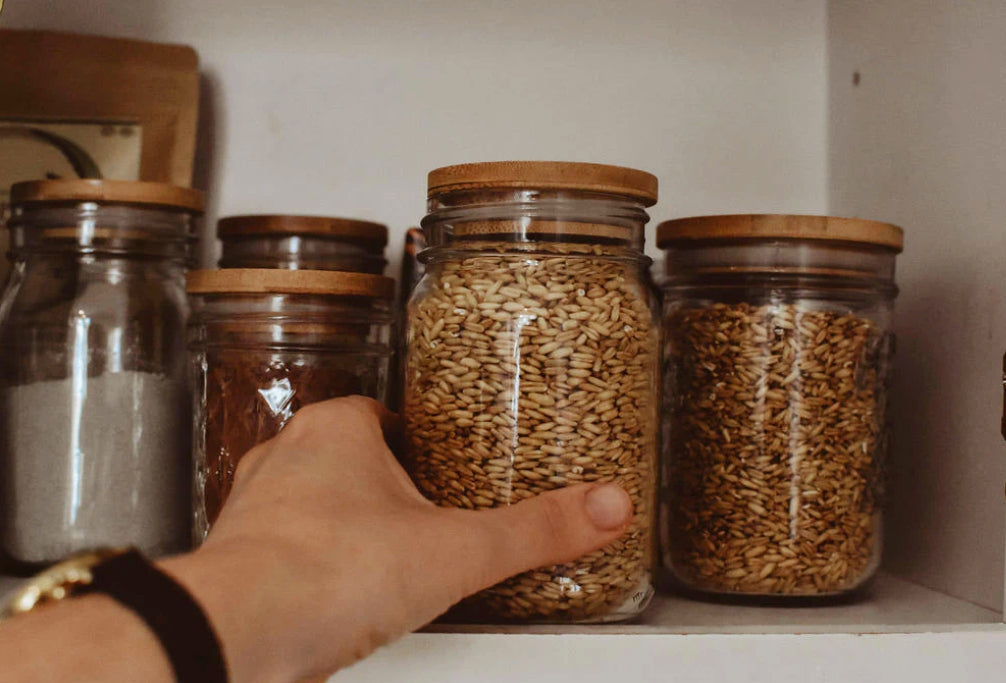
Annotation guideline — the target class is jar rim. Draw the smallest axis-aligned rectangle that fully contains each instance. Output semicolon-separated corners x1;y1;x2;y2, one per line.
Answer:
656;214;903;252
217;215;387;245
186;268;395;299
427;161;658;206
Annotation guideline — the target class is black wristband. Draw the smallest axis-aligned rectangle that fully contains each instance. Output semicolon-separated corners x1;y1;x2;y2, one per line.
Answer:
83;549;228;683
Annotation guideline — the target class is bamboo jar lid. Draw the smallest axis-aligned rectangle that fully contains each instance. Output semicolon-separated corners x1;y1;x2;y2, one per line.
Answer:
657;214;904;252
217;215;388;246
187;269;395;299
10;179;205;213
427;161;658;206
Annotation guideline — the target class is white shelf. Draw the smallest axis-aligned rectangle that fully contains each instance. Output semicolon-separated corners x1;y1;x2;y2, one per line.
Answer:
424;573;1001;636
343;629;1006;683
10;570;998;681
339;574;1005;683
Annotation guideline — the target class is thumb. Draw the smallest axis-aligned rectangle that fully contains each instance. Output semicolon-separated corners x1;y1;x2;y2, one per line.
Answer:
465;483;634;592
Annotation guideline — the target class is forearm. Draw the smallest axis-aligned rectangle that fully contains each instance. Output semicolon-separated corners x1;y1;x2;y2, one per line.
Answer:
0;593;174;683
0;546;290;683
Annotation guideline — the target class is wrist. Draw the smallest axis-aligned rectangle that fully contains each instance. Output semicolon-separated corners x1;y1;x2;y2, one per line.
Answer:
159;544;300;683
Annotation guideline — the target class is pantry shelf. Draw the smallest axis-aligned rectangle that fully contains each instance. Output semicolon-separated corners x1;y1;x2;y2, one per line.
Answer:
423;572;1000;635
336;573;1004;683
4;573;1004;682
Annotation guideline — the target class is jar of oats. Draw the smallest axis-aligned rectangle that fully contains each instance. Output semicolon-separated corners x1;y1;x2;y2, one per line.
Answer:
657;214;903;598
217;215;387;273
403;161;660;623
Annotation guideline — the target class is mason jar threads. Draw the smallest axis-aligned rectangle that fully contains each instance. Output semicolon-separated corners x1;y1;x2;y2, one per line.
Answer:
0;179;204;571
658;214;903;598
188;268;395;540
403;161;661;623
217;214;388;273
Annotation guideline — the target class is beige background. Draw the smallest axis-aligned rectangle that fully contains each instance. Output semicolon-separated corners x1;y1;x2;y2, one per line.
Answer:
829;0;1006;611
2;0;829;270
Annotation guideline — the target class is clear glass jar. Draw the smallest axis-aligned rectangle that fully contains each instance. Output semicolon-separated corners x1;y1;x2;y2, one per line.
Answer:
403;161;661;623
0;179;204;572
217;214;387;273
188;269;395;541
658;214;903;598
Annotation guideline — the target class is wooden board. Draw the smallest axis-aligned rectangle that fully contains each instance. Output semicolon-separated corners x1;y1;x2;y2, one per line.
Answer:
0;29;199;186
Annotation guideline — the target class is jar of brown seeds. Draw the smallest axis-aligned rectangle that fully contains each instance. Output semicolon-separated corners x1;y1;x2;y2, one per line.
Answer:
403;161;660;623
657;214;903;598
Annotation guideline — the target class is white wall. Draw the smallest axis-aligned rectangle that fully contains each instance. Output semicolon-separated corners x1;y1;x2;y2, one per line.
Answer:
3;0;828;270
828;0;1006;610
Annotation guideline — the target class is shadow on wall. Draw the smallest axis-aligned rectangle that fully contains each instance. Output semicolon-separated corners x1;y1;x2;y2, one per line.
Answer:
883;273;956;583
193;70;225;269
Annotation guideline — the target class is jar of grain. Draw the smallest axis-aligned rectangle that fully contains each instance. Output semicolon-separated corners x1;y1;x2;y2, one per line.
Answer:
657;214;903;598
0;179;204;572
217;214;387;273
403;161;660;623
187;269;395;541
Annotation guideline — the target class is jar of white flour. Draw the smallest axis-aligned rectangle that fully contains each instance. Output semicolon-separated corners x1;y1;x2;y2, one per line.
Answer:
0;179;204;572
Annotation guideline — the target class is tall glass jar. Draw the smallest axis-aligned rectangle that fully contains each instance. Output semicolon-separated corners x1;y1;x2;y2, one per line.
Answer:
188;269;395;541
217;214;387;273
403;161;661;623
658;214;903;598
0;179;203;572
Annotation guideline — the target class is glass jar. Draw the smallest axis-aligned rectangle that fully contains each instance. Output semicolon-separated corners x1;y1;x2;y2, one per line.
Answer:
0;179;204;572
217;214;387;273
188;268;395;541
403;161;661;623
658;214;903;598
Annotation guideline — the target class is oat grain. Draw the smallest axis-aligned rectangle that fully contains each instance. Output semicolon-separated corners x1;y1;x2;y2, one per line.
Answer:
663;302;887;596
405;243;659;621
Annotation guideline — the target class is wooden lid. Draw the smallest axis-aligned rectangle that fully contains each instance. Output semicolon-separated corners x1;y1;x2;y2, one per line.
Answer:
10;179;205;213
217;215;388;245
187;269;395;298
427;161;658;206
656;214;903;252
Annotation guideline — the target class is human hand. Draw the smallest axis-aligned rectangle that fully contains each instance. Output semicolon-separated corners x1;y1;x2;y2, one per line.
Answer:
162;396;634;683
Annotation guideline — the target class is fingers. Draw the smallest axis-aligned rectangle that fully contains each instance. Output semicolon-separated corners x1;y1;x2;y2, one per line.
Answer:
283;396;401;447
456;483;634;593
341;396;402;445
230;396;403;498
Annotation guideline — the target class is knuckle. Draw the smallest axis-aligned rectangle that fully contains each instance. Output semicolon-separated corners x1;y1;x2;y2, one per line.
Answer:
279;396;381;445
342;394;379;412
232;443;266;487
281;401;332;441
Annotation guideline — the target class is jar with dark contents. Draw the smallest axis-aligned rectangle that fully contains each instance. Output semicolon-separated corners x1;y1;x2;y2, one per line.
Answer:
187;269;394;540
658;214;902;599
217;214;388;273
403;161;661;623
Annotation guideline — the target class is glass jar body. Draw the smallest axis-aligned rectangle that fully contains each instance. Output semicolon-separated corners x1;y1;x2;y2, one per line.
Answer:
403;190;660;623
0;203;195;571
218;234;386;273
189;292;393;541
659;240;897;598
